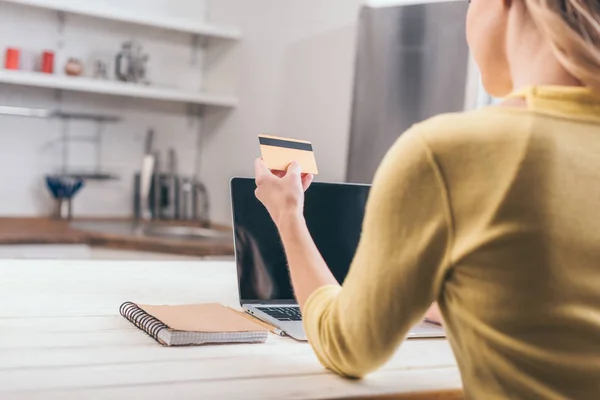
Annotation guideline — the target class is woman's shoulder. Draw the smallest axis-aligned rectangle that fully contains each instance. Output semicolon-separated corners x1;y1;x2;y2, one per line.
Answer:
412;107;532;145
403;108;535;161
395;108;537;186
377;108;535;181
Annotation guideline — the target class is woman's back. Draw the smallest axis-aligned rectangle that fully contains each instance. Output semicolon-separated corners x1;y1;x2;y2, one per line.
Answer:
252;1;600;398
421;86;600;398
301;86;600;399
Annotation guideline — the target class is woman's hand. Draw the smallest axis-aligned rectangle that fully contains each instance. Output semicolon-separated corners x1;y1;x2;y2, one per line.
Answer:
425;303;444;326
254;158;314;227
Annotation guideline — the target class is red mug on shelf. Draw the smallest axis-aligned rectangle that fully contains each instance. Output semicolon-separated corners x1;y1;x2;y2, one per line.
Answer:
5;48;20;70
41;50;54;74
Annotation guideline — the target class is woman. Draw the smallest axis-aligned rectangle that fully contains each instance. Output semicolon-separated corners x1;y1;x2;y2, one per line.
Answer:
254;0;600;398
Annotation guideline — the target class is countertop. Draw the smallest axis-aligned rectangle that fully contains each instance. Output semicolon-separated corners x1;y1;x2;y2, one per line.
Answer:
0;260;462;399
0;218;234;257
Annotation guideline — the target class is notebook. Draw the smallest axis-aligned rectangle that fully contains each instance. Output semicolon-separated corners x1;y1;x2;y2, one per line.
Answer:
120;302;269;346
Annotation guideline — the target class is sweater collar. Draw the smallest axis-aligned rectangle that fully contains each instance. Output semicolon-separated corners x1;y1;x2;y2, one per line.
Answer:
508;86;600;123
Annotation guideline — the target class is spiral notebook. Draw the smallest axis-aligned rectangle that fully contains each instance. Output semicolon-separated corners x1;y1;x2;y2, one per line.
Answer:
120;302;269;346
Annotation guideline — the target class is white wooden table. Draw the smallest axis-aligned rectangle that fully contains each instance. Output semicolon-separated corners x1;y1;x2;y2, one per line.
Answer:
0;260;462;399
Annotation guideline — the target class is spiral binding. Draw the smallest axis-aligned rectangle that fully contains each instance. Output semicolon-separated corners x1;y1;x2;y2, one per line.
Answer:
119;302;170;344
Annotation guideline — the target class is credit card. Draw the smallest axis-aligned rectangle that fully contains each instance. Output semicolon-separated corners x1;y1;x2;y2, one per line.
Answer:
258;134;319;175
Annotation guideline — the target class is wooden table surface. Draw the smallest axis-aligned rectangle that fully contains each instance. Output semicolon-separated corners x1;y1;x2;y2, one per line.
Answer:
0;218;234;257
0;260;462;400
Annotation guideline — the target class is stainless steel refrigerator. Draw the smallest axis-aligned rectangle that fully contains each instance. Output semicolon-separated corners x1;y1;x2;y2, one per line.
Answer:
346;1;471;183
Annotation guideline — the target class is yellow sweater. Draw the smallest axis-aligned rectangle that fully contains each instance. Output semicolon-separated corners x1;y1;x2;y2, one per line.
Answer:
304;86;600;399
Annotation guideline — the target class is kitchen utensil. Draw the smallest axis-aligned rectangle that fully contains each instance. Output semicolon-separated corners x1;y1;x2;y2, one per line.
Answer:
93;60;108;79
166;148;177;219
41;51;54;74
133;173;141;219
65;58;84;76
45;175;85;220
45;176;85;200
137;172;171;220
5;48;20;70
152;151;161;219
178;178;194;220
115;40;149;84
139;129;155;221
192;179;210;227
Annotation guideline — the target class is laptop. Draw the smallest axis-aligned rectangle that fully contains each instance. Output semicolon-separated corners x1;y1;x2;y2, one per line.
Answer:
230;177;445;341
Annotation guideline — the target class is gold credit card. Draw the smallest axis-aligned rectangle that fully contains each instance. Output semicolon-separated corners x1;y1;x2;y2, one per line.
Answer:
258;134;319;175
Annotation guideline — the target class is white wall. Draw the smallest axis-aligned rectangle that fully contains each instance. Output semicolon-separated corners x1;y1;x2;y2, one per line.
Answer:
2;0;473;225
202;0;364;224
0;0;207;216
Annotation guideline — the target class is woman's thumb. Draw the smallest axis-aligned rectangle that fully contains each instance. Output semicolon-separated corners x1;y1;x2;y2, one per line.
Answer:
286;161;302;177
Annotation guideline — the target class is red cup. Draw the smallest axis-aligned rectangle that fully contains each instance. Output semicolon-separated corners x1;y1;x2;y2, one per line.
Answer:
41;50;54;74
5;48;20;70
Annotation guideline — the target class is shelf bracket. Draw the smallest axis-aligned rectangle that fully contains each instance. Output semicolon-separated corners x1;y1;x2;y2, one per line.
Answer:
54;89;64;111
94;120;105;174
190;34;200;67
57;11;67;50
190;34;209;67
186;103;203;128
60;117;70;175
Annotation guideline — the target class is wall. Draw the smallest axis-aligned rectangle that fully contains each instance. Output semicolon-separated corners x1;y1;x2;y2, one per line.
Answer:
202;0;364;224
0;0;207;216
0;0;479;225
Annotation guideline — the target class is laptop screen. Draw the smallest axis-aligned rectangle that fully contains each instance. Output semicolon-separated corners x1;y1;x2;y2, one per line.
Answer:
231;178;370;303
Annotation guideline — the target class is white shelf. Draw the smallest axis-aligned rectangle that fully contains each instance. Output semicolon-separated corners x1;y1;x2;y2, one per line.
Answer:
1;0;242;40
0;70;238;108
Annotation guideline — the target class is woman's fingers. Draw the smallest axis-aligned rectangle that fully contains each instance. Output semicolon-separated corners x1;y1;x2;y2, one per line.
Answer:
285;161;302;178
301;173;314;191
425;303;444;326
254;157;269;175
253;159;308;226
255;158;309;189
254;158;273;185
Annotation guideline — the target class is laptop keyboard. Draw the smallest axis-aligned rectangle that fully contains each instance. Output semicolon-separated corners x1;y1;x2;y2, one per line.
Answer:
256;306;302;321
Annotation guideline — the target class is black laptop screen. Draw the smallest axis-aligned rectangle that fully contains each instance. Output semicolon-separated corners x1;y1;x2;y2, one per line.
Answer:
231;178;370;303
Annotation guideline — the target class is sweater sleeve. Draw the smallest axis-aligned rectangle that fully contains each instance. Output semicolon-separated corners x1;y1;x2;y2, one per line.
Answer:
303;127;453;378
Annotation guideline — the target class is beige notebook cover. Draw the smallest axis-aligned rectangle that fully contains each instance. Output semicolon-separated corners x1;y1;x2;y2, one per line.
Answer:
120;302;269;346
